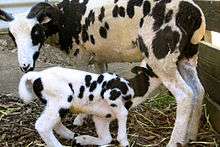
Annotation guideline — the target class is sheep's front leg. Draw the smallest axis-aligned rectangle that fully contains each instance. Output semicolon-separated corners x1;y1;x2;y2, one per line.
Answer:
35;106;63;147
74;115;112;146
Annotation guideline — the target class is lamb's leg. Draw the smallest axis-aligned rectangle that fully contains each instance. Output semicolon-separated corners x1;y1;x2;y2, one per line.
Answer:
54;122;76;139
178;59;205;141
158;70;194;147
35;106;63;147
103;90;129;146
115;106;129;147
73;113;88;126
74;115;112;145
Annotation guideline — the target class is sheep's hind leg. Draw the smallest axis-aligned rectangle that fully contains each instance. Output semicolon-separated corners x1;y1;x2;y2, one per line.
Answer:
178;59;205;141
74;115;112;146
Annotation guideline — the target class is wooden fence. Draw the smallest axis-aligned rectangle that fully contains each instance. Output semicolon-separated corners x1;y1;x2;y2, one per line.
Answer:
196;1;220;133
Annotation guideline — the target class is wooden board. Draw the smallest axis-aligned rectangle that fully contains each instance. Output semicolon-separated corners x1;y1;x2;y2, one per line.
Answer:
196;1;220;33
198;42;220;105
198;42;220;133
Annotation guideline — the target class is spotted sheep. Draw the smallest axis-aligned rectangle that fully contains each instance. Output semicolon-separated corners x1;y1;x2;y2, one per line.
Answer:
0;0;205;72
19;65;159;147
1;0;206;146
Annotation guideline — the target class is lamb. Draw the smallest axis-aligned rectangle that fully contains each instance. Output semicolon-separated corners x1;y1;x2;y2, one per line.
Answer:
18;64;160;147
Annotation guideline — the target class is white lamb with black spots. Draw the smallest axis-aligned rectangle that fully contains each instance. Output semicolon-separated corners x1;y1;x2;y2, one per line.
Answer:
1;0;206;146
19;64;159;147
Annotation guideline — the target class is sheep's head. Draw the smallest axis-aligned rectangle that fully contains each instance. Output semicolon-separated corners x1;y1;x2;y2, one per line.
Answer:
0;3;61;72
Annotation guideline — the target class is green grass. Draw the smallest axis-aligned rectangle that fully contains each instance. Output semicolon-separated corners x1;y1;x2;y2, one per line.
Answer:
146;92;176;110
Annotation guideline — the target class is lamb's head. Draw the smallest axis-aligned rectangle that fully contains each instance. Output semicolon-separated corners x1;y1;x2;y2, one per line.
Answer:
131;66;151;82
129;65;158;97
0;3;61;72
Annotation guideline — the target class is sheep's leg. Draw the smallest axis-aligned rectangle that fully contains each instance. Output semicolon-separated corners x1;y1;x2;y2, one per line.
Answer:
159;70;193;147
74;115;112;145
54;122;75;139
178;60;204;141
73;113;88;126
94;62;108;73
35;106;63;147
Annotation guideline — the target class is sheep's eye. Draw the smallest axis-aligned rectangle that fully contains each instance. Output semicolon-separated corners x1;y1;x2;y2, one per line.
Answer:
31;24;46;46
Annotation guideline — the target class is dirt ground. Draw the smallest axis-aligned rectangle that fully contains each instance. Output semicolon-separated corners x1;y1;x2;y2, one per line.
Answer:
0;34;219;146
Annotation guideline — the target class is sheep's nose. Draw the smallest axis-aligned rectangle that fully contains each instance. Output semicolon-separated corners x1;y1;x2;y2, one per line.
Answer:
20;64;31;73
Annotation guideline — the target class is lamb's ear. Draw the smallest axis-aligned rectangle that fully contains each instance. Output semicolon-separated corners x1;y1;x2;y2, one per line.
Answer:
0;9;14;22
27;2;57;24
131;66;147;74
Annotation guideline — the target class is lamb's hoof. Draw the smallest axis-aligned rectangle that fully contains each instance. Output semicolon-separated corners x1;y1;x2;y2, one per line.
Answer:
111;139;129;147
176;143;188;147
117;137;129;147
74;133;79;137
176;143;182;147
167;141;188;147
72;139;83;147
110;140;120;145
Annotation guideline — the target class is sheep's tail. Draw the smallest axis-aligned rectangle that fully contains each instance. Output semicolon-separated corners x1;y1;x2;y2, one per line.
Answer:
18;71;40;103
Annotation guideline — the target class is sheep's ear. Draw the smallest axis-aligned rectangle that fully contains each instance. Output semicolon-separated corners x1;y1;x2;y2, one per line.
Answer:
0;9;14;22
131;66;147;74
27;2;57;24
